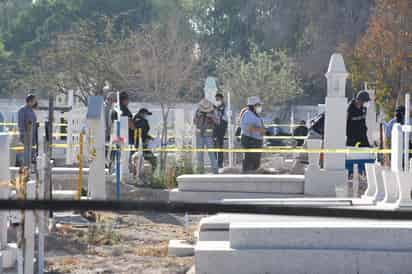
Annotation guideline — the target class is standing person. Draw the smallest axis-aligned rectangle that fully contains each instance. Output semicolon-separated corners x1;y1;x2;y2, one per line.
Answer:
240;96;265;173
213;93;228;169
293;120;309;146
17;94;38;165
194;98;219;174
111;91;135;144
346;90;371;147
133;108;157;172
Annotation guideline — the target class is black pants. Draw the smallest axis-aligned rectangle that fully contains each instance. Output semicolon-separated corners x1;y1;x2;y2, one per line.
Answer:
241;135;263;173
214;135;225;168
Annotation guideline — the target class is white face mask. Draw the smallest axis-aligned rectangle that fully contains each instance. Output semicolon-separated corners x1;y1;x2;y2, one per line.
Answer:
363;102;370;108
255;106;263;114
215;100;222;107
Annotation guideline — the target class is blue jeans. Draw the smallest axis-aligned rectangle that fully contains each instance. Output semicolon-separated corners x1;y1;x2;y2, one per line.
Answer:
196;135;218;174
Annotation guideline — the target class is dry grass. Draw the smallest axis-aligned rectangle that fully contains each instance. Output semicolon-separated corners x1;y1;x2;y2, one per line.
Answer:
134;241;169;257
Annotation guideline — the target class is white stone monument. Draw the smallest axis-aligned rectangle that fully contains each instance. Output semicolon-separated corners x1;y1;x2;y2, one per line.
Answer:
86;96;106;200
65;90;75;165
204;77;218;104
304;54;349;196
0;133;17;270
119;116;130;180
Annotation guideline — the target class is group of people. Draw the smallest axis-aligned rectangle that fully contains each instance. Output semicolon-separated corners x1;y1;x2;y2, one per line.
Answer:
15;88;411;175
104;91;157;173
193;93;228;174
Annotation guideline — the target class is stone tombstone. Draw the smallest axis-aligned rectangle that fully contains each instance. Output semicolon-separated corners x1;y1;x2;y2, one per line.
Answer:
324;53;348;170
204;77;218;104
325;54;348;98
86;96;106;200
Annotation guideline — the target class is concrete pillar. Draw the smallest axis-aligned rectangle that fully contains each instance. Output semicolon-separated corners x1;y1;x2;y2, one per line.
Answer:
24;181;35;274
391;124;403;172
65;90;74;165
227;92;234;168
324;53;348;170
119;116;129;180
87;96;106;200
403;93;410;172
304;53;348;197
306;139;322;167
0;134;10;250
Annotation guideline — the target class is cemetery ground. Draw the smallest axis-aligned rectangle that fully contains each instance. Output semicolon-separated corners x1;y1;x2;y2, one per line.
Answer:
42;211;201;274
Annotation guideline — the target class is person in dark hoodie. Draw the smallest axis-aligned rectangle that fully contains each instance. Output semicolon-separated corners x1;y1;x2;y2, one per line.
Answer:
133;108;157;172
346;90;371;147
213;93;228;168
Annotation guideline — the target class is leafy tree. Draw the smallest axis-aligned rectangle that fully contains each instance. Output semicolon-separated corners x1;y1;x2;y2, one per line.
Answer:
346;0;412;116
216;45;302;110
19;19;127;104
120;14;203;170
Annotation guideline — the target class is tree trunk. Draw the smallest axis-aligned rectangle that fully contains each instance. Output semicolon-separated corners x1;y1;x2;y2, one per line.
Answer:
159;105;169;172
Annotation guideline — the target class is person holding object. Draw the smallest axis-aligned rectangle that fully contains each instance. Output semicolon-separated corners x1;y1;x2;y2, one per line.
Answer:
240;96;265;173
17;94;38;166
194;98;219;174
346;90;371;147
213;92;228;168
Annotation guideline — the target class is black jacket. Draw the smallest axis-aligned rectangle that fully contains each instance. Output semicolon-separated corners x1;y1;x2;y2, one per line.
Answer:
346;100;370;147
213;104;228;138
133;114;151;147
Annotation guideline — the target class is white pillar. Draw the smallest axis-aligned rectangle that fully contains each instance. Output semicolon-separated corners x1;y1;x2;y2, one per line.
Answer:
391;124;403;172
304;53;349;197
87;96;106;200
403;93;410;172
324;53;348;170
23;181;35;274
119;116;129;180
65;90;74;165
0;133;10;250
227;92;234;168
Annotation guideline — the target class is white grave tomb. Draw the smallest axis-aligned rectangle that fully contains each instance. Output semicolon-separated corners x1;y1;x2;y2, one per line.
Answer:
86;96;106;200
304;53;348;196
0;133;17;270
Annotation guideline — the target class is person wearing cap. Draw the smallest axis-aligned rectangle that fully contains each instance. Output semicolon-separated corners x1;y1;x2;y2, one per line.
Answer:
213;92;228;168
346;90;371;147
240;96;265;172
194;98;219;174
133;108;157;172
17;94;38;165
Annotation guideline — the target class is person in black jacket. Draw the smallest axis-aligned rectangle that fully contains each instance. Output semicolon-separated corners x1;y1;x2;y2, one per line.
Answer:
133;108;157;172
213;93;228;168
346;90;370;147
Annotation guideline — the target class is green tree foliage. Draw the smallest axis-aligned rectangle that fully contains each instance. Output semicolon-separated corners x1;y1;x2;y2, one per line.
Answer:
217;46;302;109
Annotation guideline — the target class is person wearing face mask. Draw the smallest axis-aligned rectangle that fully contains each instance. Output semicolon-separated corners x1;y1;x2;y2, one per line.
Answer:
346;90;371;147
240;96;265;173
213;93;228;169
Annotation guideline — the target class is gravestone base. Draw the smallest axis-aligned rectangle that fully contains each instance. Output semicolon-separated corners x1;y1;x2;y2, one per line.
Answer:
170;174;305;203
195;215;412;274
1;244;17;269
304;165;347;197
